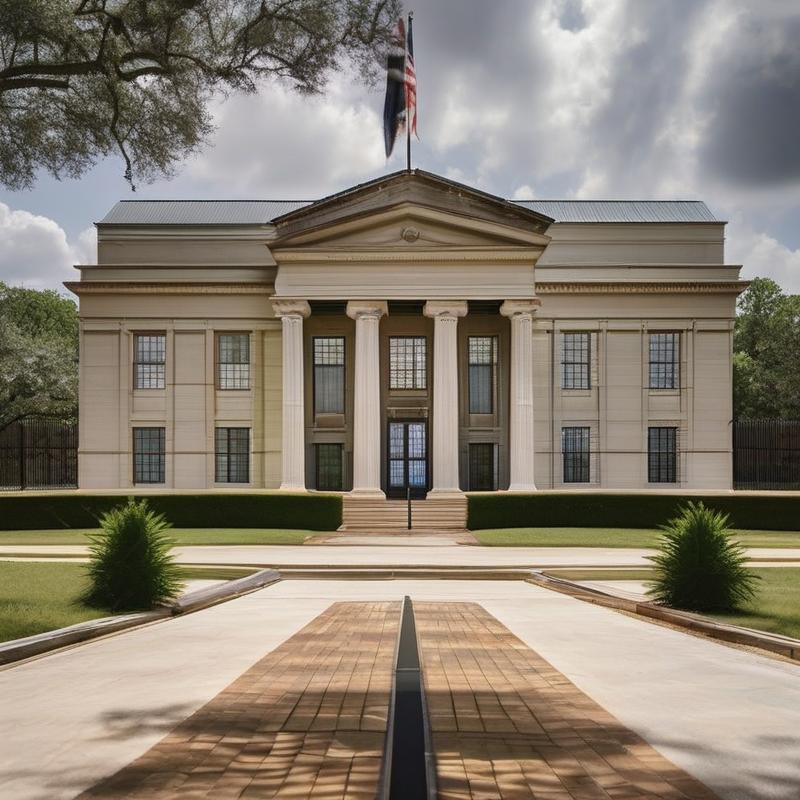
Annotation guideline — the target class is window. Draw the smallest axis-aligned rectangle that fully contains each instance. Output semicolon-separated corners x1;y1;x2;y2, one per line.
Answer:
562;427;590;483
389;336;427;389
649;332;680;389
562;332;591;389
313;337;345;414
134;334;166;389
133;427;165;484
469;443;496;490
217;334;250;390
648;427;677;483
316;443;344;491
468;336;498;414
215;428;250;483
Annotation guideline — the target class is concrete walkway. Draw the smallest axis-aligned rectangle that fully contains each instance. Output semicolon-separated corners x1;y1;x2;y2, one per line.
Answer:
1;579;799;799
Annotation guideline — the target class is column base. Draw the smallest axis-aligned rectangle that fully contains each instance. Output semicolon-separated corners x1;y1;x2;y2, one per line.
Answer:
426;488;466;499
279;482;307;492
348;488;386;499
506;484;538;493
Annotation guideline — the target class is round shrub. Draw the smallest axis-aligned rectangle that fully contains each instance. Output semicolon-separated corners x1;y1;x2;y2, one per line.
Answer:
647;501;759;612
85;498;183;611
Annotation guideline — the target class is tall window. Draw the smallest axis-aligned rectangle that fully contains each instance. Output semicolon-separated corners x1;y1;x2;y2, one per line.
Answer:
313;337;345;414
468;336;498;414
469;443;496;490
215;428;250;483
217;334;250;390
562;427;590;483
133;427;165;483
648;427;677;483
316;443;344;491
562;332;591;389
649;332;680;389
389;336;427;389
133;334;166;389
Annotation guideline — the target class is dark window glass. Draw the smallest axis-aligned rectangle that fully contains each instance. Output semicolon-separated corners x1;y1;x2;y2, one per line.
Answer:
218;334;250;390
649;332;680;389
469;443;496;490
316;443;343;491
134;334;166;389
562;332;591;389
648;427;677;483
468;336;498;414
389;337;427;389
133;427;165;483
215;428;250;483
313;337;345;414
562;427;590;483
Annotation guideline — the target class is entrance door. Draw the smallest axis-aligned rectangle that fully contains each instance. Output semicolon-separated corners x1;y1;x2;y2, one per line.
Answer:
387;421;428;498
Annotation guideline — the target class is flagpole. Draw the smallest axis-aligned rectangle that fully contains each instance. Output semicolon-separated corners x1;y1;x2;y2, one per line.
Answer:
406;11;413;171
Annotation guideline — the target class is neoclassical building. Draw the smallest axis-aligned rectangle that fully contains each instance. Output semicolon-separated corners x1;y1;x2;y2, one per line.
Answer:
68;170;746;520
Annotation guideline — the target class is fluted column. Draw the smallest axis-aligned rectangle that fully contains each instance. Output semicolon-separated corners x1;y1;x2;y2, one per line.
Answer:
424;300;468;494
501;299;541;491
347;301;388;496
273;299;311;491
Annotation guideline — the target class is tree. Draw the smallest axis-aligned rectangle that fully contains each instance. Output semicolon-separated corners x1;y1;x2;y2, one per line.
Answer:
733;277;800;419
0;0;400;189
0;283;78;430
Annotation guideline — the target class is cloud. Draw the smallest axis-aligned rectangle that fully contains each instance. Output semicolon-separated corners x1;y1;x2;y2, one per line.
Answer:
728;225;800;293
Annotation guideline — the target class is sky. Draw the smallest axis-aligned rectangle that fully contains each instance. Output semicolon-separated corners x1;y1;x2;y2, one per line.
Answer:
1;0;799;294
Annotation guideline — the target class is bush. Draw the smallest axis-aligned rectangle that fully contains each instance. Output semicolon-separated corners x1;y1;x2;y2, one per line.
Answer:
85;498;183;611
647;501;759;612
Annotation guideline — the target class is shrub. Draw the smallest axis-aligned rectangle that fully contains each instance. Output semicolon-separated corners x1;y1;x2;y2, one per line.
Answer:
647;501;759;612
85;498;183;611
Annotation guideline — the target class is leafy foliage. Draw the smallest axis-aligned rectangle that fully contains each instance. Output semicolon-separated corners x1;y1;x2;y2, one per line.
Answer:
85;498;183;610
0;0;401;189
733;277;800;419
647;501;758;612
0;283;78;430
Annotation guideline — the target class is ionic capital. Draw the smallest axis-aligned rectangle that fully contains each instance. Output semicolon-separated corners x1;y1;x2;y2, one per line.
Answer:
500;298;541;318
346;300;388;320
423;300;468;319
272;298;311;318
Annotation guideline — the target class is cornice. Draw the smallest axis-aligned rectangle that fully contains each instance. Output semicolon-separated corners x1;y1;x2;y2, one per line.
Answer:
536;281;750;295
273;247;543;264
64;281;273;295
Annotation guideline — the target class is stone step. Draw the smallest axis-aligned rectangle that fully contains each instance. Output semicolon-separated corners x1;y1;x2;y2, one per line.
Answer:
342;494;468;531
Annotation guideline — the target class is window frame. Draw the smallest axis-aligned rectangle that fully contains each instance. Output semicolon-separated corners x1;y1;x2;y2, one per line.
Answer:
648;426;678;483
312;336;346;416
467;335;498;415
649;331;681;390
316;443;344;491
216;332;251;391
133;332;166;390
214;427;251;484
132;427;165;484
562;426;591;483
561;332;591;390
389;335;428;390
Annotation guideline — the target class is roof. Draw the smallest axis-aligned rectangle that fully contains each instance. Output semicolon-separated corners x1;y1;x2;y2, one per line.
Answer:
513;200;719;223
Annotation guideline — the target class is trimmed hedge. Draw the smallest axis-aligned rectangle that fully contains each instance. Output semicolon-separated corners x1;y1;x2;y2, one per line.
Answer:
0;493;342;532
467;493;800;532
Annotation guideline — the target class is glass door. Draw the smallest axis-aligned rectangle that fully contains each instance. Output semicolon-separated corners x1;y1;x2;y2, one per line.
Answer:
387;421;428;498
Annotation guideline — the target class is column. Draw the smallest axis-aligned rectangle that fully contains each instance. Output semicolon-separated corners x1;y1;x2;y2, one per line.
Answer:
273;299;311;491
424;300;468;494
346;301;388;496
501;299;541;491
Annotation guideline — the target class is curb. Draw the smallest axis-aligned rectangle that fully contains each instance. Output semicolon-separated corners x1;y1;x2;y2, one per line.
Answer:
526;571;800;662
279;568;531;580
0;568;281;667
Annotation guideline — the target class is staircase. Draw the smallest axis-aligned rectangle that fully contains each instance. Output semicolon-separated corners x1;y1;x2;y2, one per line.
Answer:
341;494;468;531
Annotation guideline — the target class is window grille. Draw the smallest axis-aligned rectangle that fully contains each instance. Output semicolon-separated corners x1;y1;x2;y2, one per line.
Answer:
133;427;165;483
468;336;498;414
218;334;250;390
313;337;345;414
134;334;166;389
562;427;590;483
561;332;591;389
316;443;344;490
649;332;680;389
648;426;678;483
469;443;496;490
389;336;427;389
215;428;250;483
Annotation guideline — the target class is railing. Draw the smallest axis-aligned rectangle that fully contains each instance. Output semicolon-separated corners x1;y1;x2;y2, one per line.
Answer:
0;418;78;490
733;419;800;490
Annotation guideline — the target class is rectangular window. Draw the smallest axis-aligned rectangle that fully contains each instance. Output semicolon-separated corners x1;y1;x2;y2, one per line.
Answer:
562;427;590;483
389;336;427;389
313;337;345;414
648;426;677;483
561;332;591;389
649;332;680;389
217;334;250;390
468;336;498;414
215;428;250;483
469;443;496;491
133;427;165;484
133;334;166;389
316;443;344;491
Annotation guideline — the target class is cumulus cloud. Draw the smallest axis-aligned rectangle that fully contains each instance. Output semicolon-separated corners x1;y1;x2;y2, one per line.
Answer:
728;225;800;293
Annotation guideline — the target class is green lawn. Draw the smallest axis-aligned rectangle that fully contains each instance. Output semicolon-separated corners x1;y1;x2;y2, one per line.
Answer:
473;527;800;549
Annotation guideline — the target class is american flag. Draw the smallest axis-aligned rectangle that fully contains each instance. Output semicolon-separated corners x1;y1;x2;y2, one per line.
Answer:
383;17;407;158
405;13;417;139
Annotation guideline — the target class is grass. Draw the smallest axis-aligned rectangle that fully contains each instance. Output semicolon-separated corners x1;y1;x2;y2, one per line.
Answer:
473;527;800;549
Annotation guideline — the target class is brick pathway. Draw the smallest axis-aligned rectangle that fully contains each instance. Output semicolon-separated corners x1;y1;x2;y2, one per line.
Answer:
80;601;400;799
415;602;718;800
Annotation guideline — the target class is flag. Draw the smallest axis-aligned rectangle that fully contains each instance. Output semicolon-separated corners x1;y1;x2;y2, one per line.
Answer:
405;14;417;139
383;18;406;157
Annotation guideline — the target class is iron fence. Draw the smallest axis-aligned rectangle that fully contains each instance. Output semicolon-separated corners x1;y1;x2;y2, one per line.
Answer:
733;419;800;490
0;418;78;490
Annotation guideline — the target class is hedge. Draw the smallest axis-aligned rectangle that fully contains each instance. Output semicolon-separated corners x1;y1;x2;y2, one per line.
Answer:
0;493;342;531
467;493;800;532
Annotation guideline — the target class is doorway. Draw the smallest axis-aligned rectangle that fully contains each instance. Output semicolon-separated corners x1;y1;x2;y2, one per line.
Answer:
387;421;428;498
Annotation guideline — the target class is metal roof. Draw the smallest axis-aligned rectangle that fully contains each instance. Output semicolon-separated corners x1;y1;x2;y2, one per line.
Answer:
99;198;719;225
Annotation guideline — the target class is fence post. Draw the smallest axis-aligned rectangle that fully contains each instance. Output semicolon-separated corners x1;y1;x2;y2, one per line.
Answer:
19;423;25;490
